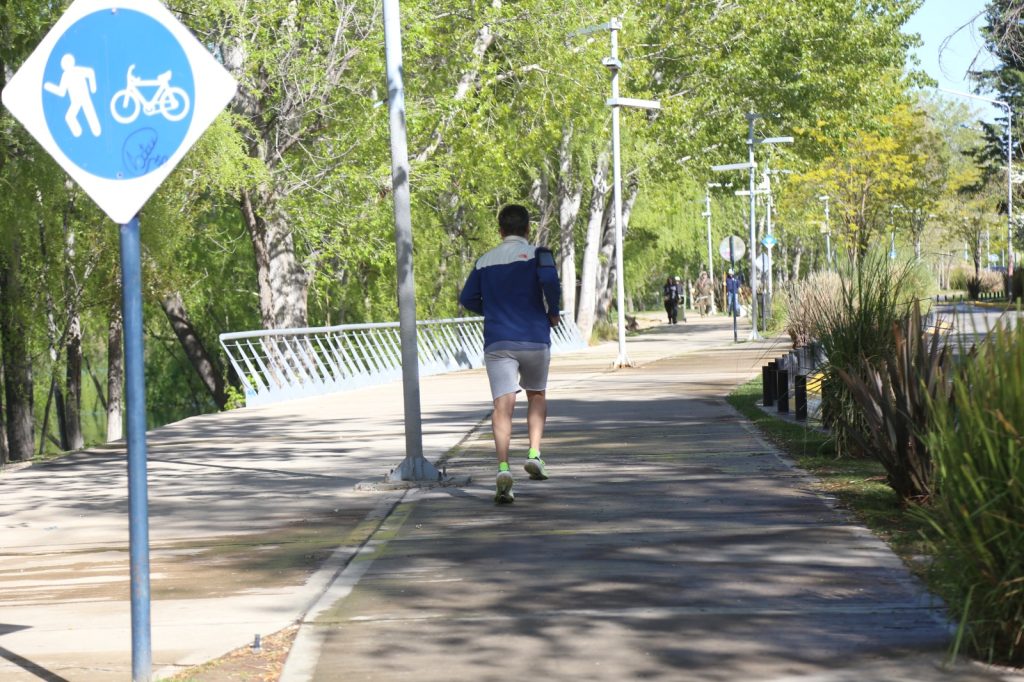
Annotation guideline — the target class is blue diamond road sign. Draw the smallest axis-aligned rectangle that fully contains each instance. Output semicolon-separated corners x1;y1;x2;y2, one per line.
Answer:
761;233;778;249
1;0;237;223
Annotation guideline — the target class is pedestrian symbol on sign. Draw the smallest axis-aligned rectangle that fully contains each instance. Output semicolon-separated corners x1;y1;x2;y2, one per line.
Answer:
43;53;101;138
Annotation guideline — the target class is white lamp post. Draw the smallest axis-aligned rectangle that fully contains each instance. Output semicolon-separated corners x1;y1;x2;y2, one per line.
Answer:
762;167;791;297
818;195;832;268
939;87;1015;276
571;19;660;367
703;182;730;313
712;114;792;340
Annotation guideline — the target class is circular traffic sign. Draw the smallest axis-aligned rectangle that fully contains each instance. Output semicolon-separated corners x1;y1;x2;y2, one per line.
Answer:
719;235;746;262
42;9;195;180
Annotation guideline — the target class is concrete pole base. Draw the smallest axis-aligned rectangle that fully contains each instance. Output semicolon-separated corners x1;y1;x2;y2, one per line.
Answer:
384;455;443;483
356;474;471;492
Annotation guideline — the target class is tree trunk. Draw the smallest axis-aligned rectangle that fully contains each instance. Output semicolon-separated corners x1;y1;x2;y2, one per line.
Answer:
556;127;582;319
53;382;69;451
529;169;555;248
106;306;124;442
791;241;804;281
596;179;640;319
240;189;309;330
160;292;228;409
575;151;611;342
0;238;34;462
780;238;790;284
60;200;84;451
0;358;8;465
63;313;84;450
595;200;616;320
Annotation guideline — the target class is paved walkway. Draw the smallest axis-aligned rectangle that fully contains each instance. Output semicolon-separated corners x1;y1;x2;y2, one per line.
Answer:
0;314;1018;681
281;319;1018;682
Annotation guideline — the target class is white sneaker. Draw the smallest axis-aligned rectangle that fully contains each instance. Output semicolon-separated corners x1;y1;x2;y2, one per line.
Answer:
494;470;514;504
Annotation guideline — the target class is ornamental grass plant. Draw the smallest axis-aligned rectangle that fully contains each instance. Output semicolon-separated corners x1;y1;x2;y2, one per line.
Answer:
783;270;841;349
921;319;1024;666
834;301;951;504
809;249;931;458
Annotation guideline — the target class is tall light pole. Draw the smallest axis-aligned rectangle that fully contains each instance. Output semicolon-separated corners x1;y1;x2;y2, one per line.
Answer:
713;114;792;340
818;195;832;268
762;167;791;298
939;87;1015;276
383;0;439;482
571;19;660;367
703;182;730;313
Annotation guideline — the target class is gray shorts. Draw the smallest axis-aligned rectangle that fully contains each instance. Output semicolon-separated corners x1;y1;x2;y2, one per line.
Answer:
484;348;551;400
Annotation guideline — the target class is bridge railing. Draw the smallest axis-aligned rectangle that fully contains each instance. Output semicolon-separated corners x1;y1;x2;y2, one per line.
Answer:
219;314;587;407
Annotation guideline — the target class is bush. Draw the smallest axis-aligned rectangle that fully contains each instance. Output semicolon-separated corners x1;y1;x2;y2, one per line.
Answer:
590;318;618;343
835;302;951;503
950;266;1005;295
966;277;982;300
783;271;841;349
809;250;930;457
762;288;789;335
920;320;1024;665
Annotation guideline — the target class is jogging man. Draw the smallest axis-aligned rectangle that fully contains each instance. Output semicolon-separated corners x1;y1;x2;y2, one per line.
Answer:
459;204;562;504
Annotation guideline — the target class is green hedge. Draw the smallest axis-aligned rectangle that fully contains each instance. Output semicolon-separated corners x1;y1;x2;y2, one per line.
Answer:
921;320;1024;665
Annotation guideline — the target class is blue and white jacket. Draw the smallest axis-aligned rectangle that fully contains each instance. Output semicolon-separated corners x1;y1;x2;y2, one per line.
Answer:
459;235;562;349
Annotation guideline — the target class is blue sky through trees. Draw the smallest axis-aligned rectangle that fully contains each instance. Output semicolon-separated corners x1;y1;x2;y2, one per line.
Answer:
905;0;1001;119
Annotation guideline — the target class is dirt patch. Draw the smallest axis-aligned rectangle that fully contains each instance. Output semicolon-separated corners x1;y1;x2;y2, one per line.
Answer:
165;624;299;681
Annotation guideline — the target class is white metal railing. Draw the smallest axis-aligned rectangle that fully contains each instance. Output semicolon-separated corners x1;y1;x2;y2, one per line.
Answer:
219;314;587;407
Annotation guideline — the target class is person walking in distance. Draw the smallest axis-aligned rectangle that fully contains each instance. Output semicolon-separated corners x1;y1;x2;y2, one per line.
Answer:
726;268;740;317
459;205;562;504
663;275;681;324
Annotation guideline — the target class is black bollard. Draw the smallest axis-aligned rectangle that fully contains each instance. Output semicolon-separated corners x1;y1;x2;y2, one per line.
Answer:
794;374;807;420
777;366;790;414
765;361;777;407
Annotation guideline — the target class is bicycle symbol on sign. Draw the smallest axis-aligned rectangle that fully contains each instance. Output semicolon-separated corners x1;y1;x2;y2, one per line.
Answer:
109;65;190;124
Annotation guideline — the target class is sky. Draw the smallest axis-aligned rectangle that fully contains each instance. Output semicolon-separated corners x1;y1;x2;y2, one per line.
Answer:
904;0;1002;120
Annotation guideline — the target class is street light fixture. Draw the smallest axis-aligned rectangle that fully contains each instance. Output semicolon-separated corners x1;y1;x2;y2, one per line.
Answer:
939;87;1015;276
712;113;793;340
763;167;792;299
703;182;732;313
572;18;660;368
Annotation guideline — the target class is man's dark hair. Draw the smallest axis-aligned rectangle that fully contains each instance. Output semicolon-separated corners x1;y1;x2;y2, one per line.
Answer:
498;204;530;237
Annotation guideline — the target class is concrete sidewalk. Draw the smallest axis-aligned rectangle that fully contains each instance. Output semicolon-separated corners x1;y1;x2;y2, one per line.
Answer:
0;314;742;681
2;313;1018;681
281;324;1019;681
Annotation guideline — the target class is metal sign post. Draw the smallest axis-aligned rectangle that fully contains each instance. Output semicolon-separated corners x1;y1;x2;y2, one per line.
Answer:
120;215;152;677
2;1;237;678
718;236;745;343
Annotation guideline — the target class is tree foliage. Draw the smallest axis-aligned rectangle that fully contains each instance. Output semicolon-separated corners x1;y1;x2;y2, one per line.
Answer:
1;0;931;455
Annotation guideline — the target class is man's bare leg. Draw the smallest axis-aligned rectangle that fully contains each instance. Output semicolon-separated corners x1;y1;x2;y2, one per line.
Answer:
524;390;550;480
492;392;517;467
525;390;547;452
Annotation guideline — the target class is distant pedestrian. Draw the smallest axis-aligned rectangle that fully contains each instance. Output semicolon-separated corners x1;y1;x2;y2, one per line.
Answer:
726;268;740;316
696;271;713;316
663;276;681;324
677;276;688;323
459;204;562;504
